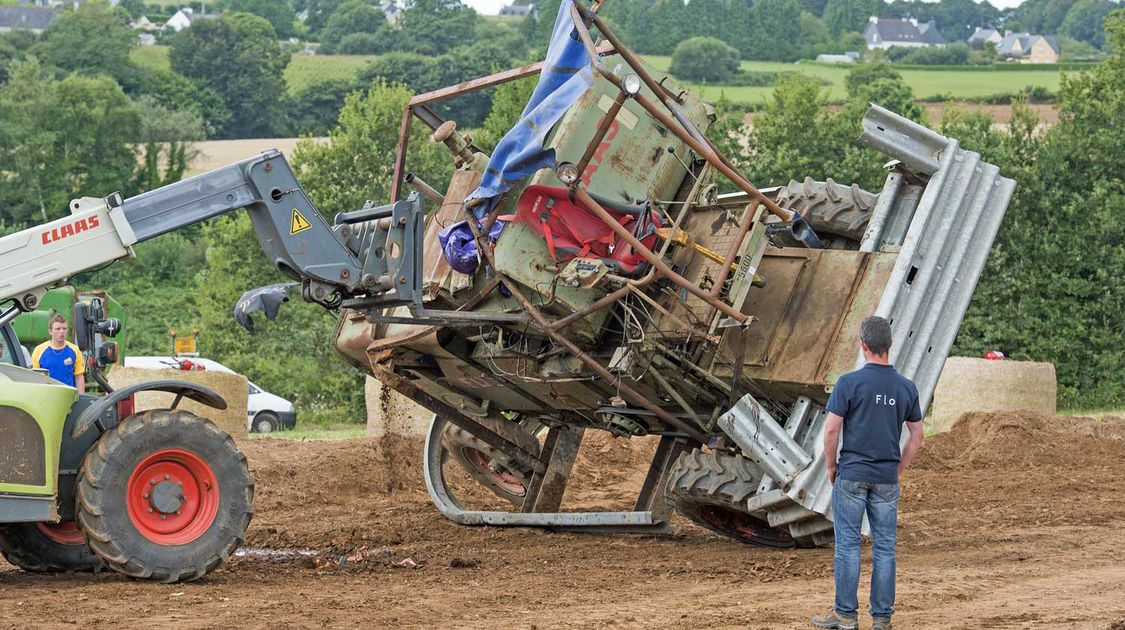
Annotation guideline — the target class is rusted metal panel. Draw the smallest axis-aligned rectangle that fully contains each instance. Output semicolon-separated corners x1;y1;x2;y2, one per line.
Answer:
722;249;895;398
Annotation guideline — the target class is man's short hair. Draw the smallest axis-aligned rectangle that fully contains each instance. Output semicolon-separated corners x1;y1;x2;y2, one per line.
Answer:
49;314;67;330
860;315;893;356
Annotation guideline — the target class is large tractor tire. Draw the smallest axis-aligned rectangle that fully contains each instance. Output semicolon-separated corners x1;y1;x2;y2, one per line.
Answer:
775;177;878;248
441;418;541;506
0;521;103;573
666;449;797;549
76;409;254;583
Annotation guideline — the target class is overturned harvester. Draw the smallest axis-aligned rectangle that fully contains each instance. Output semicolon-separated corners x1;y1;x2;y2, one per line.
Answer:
320;0;1017;547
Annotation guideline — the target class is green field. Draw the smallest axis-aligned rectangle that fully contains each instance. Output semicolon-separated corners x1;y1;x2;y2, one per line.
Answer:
643;55;1070;104
283;54;378;93
130;45;172;72
130;47;376;95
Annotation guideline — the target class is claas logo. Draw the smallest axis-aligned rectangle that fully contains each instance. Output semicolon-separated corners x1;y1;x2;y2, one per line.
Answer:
41;215;100;245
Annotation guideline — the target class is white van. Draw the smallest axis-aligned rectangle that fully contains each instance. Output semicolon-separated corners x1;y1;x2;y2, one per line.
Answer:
123;356;297;433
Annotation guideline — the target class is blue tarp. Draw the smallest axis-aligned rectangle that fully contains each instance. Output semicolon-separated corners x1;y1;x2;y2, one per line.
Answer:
465;0;594;218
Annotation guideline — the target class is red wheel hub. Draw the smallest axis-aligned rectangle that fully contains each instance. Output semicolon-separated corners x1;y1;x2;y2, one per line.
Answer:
461;447;527;496
36;520;86;545
126;449;220;545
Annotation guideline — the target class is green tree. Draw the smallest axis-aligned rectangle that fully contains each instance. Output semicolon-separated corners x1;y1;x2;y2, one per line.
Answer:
0;61;141;226
169;13;291;138
291;80;452;217
303;0;344;35
844;62;900;98
318;0;391;54
0;30;37;84
135;66;232;136
35;1;138;85
132;95;206;194
224;0;297;38
669;37;741;83
823;0;871;37
286;77;358;135
1059;0;1114;48
797;11;834;58
396;0;478;56
750;0;804;61
119;0;146;18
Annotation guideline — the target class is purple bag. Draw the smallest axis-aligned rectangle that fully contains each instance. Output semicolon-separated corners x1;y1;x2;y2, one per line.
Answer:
438;220;505;274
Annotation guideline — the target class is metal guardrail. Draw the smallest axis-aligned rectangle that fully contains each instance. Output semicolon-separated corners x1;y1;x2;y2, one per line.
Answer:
724;105;1016;543
858;104;1017;411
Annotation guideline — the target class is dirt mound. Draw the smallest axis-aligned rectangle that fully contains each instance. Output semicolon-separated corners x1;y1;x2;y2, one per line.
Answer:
917;410;1124;470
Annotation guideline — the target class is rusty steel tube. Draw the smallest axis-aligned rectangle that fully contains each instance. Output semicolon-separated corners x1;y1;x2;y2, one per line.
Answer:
461;213;710;444
572;187;748;323
404;172;445;207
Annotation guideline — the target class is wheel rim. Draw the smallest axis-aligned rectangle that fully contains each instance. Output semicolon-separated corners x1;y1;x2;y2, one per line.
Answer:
35;520;86;545
460;447;527;496
256;417;274;433
697;505;794;545
126;449;220;545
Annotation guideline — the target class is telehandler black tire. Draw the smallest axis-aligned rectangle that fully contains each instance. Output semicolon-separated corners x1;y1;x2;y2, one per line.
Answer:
441;417;541;507
76;409;253;583
775;177;878;248
666;449;797;549
0;520;103;573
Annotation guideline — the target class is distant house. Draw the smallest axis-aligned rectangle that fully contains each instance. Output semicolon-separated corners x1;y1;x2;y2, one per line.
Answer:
162;7;214;33
968;27;1002;48
0;6;58;33
863;17;947;50
500;4;538;18
997;32;1059;64
138;32;156;46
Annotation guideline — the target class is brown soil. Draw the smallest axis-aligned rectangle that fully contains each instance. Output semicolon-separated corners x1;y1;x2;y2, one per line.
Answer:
2;413;1124;629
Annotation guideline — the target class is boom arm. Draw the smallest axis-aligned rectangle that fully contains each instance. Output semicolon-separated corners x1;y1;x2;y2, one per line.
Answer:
0;150;425;321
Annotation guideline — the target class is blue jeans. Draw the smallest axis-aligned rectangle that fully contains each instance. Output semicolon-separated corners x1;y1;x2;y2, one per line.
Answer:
832;478;900;619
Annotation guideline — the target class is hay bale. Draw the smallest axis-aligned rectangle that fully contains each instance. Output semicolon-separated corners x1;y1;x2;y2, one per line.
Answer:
364;376;431;438
107;367;249;438
929;357;1056;434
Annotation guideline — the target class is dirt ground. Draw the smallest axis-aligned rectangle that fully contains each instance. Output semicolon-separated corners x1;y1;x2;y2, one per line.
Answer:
2;411;1123;629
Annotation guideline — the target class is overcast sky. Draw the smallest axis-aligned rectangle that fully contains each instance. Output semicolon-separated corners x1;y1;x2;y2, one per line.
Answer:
463;0;1027;16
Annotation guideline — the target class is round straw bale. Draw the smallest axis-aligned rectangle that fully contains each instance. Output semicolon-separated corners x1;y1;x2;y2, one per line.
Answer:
929;357;1056;434
107;367;249;438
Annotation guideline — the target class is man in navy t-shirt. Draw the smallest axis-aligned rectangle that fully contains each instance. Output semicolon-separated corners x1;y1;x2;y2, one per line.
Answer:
812;316;924;630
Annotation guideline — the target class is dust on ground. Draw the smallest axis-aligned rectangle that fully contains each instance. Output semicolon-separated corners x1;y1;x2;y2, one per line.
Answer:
2;412;1123;629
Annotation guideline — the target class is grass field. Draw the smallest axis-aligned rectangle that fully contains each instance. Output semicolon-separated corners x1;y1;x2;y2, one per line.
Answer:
129;46;376;95
283;54;378;93
643;55;1070;104
130;45;171;72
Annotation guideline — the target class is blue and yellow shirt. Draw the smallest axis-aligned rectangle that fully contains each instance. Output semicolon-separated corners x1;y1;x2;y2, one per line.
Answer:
31;341;85;388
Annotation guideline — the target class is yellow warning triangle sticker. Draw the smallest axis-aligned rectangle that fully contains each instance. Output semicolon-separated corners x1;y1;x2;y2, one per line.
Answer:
290;209;312;235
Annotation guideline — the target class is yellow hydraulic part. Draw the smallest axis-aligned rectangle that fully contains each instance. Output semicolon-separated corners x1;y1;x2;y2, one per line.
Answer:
656;227;765;286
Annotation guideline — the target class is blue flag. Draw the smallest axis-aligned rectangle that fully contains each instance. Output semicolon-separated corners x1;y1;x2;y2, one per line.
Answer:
466;0;595;217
